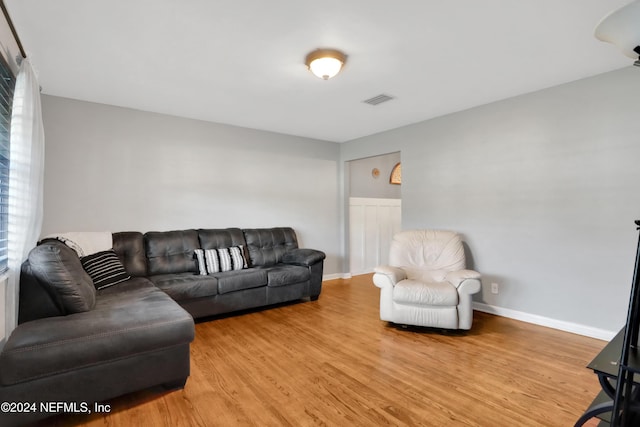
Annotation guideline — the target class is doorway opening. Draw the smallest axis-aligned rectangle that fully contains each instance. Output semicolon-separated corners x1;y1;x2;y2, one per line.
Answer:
347;152;402;275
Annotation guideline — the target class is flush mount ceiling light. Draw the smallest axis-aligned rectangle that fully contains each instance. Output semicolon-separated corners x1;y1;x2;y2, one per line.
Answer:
305;49;347;80
595;0;640;66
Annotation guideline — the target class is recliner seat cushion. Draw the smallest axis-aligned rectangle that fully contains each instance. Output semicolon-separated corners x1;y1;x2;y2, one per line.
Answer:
393;279;458;306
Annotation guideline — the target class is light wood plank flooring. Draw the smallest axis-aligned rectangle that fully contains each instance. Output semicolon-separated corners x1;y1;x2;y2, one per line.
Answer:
32;274;606;426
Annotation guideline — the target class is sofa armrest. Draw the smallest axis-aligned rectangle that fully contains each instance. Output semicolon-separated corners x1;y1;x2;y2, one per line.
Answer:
373;265;407;288
281;248;326;267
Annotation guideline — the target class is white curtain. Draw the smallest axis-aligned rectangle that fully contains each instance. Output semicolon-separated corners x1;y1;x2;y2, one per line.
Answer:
4;58;45;342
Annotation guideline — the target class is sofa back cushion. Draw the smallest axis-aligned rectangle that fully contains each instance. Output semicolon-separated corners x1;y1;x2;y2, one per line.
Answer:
198;228;246;249
27;240;96;314
145;229;199;275
113;231;147;277
242;227;299;267
198;228;249;262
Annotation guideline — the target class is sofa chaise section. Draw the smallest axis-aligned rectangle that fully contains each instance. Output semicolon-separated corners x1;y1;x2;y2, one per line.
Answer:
0;242;195;427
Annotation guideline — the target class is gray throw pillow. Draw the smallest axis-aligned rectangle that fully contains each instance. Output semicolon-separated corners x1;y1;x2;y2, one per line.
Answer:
28;241;96;313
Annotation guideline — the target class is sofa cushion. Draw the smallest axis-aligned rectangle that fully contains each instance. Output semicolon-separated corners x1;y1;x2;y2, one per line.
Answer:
148;273;219;300
212;269;267;294
27;241;96;314
243;227;299;267
80;250;131;290
113;231;147;277
0;277;194;386
145;229;199;275
264;264;310;287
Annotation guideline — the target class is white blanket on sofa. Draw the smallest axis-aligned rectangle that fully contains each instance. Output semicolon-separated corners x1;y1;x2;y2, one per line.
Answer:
44;231;112;257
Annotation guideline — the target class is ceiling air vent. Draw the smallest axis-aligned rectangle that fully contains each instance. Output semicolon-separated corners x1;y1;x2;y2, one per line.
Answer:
363;94;394;106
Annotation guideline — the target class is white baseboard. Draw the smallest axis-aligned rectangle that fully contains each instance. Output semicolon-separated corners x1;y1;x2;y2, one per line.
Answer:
351;269;374;275
323;273;352;281
473;302;615;341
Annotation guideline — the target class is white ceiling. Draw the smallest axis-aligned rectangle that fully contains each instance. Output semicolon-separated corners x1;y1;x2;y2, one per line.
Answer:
5;0;634;142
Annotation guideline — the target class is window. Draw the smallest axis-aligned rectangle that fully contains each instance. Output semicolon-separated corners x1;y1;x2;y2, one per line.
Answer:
0;55;16;270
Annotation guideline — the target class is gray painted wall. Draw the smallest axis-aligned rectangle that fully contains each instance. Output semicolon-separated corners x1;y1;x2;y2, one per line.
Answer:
341;66;640;333
40;65;640;334
40;95;341;275
348;152;401;199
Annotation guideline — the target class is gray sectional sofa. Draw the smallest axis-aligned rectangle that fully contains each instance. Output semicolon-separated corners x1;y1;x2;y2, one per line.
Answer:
0;227;325;426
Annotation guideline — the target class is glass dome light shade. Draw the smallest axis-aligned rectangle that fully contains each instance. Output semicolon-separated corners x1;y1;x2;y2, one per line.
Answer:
595;0;640;59
305;49;346;80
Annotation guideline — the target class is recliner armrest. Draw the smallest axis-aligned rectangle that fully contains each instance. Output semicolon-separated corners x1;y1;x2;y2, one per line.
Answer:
446;269;481;288
373;265;407;287
281;248;326;267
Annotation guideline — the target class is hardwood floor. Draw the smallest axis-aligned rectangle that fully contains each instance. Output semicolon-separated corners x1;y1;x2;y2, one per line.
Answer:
32;274;606;426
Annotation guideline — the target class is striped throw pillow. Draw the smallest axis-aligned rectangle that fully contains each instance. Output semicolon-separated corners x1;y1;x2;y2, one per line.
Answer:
81;250;131;290
194;249;207;275
194;246;247;274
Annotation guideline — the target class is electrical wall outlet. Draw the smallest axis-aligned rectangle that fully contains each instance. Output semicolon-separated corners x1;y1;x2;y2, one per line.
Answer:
491;282;499;294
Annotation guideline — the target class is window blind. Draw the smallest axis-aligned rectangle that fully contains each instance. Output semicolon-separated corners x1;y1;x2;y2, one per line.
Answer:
0;56;15;270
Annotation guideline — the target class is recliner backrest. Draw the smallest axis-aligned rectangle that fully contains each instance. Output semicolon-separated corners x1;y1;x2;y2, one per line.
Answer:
389;229;465;272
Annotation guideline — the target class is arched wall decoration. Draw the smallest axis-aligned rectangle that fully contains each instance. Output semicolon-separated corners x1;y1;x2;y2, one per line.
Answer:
390;162;401;185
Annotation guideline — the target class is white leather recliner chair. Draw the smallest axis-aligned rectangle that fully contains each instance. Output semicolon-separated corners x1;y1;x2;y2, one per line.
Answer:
373;229;481;330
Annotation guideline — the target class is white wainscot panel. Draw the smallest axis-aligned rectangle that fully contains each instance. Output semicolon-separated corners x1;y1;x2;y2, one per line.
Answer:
349;198;401;275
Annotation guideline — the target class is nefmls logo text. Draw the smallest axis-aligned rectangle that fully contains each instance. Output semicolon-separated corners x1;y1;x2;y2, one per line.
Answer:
40;402;89;413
